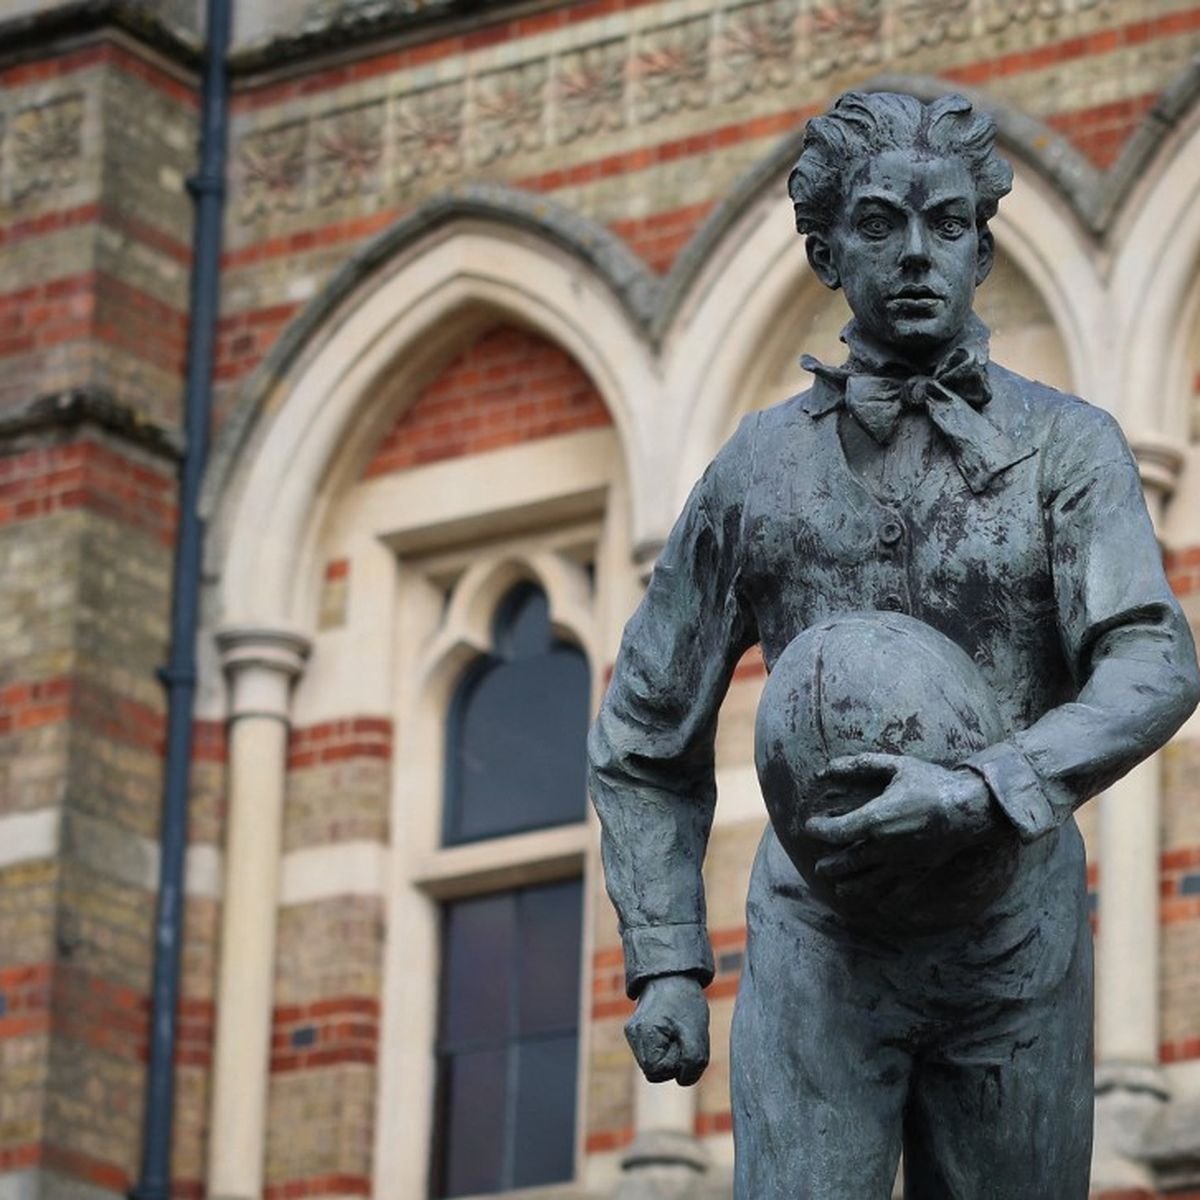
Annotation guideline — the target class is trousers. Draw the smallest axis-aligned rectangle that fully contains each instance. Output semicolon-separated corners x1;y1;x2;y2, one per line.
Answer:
730;827;1094;1200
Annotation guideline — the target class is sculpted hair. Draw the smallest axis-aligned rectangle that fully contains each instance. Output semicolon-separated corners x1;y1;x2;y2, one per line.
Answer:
788;91;1014;236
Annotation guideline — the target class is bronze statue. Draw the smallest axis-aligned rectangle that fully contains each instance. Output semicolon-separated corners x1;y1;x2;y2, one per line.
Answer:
589;92;1200;1199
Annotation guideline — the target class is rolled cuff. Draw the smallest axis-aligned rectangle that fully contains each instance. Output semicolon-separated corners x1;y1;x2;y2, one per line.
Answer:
963;741;1055;843
621;923;714;999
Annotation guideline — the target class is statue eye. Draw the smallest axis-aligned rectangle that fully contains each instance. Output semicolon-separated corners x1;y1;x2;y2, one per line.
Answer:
937;216;968;238
859;216;891;238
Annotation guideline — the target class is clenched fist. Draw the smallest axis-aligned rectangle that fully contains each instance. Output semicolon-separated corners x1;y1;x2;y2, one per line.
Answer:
625;973;709;1086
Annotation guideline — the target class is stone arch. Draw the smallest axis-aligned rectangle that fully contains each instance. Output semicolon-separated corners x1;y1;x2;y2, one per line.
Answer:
208;200;661;635
1110;85;1200;444
1095;54;1200;234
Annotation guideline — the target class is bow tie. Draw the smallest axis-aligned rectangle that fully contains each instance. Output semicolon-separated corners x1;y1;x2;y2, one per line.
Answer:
799;347;1031;494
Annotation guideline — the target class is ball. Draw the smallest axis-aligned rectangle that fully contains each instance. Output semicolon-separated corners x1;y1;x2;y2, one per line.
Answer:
754;611;1018;930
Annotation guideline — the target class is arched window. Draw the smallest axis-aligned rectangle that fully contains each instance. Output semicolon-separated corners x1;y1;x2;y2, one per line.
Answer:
432;581;589;1197
444;583;590;845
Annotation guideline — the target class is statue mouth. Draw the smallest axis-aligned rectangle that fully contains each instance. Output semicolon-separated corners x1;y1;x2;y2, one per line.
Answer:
890;287;943;302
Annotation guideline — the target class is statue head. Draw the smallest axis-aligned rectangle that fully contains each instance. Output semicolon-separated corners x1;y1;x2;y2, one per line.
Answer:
789;91;1013;358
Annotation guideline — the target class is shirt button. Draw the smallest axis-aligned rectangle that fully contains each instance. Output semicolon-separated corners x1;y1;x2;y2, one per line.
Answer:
880;519;904;547
882;593;905;612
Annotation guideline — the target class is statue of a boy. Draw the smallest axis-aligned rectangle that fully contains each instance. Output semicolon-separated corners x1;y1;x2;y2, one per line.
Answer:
589;91;1200;1199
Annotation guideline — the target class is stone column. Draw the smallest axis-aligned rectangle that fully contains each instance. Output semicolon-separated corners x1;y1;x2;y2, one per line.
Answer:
615;1076;708;1199
1091;440;1183;1191
207;626;310;1200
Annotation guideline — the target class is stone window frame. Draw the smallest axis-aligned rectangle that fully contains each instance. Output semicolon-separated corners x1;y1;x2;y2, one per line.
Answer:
378;512;606;1200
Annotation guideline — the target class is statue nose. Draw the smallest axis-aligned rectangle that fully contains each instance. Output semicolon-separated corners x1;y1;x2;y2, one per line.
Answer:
899;219;932;269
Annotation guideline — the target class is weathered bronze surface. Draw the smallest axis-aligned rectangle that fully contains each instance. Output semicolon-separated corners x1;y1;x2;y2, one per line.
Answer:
589;92;1200;1198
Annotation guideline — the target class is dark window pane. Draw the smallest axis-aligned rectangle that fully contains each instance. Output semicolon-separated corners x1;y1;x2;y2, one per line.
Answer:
440;893;513;1047
445;584;590;845
435;1048;507;1198
517;878;583;1035
511;1034;579;1189
501;585;552;657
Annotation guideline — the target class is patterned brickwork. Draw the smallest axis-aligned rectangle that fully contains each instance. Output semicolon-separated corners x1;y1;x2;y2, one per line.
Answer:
1047;92;1160;168
0;420;214;1199
273;896;384;1013
0;42;195;424
0;440;177;546
270;996;379;1073
267;896;384;1194
283;717;390;850
609;200;718;275
362;324;611;476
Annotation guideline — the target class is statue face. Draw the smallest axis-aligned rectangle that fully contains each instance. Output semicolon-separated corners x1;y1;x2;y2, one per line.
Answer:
815;149;990;357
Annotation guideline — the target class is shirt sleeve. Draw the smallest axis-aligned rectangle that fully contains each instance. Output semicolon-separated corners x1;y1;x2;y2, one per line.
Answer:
965;403;1200;841
588;417;759;997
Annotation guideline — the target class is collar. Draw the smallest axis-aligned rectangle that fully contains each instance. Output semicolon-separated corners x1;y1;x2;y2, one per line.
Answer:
800;314;993;418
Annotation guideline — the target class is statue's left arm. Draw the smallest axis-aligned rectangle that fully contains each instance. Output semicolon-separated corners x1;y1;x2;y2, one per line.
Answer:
964;403;1200;841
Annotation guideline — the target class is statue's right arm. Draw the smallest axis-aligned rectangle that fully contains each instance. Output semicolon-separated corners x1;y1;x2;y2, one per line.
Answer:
587;415;759;1004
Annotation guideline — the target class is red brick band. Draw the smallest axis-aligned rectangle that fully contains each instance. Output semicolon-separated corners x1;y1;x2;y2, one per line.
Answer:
287;718;392;771
0;441;177;545
270;995;380;1074
263;1174;371;1199
585;1126;634;1154
0;41;196;106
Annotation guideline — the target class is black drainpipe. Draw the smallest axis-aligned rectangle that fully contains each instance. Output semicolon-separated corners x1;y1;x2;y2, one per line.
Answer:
130;0;230;1192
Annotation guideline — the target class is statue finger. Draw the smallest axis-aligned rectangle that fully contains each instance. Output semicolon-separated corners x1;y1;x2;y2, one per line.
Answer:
676;1051;708;1087
642;1037;682;1083
626;1020;679;1079
673;1016;709;1088
813;840;886;879
818;752;902;783
806;801;881;844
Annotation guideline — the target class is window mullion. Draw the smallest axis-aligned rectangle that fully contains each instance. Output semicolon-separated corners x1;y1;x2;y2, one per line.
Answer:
501;888;521;1192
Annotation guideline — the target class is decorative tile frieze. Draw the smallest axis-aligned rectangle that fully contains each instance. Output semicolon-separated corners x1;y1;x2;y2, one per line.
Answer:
225;0;1162;231
555;39;628;143
394;80;466;187
807;0;884;78
237;119;310;223
10;95;84;204
633;17;711;122
981;0;1063;31
472;61;548;166
896;0;973;52
720;0;801;99
313;102;385;205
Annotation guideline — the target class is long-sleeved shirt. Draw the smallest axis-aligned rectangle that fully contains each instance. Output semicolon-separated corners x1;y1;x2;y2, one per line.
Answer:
588;322;1200;998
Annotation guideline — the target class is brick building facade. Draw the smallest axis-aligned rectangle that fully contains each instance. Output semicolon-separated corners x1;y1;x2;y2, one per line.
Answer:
0;0;1199;1197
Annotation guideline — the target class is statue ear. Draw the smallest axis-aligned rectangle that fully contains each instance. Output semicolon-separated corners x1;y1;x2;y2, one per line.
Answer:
975;226;995;286
806;234;841;291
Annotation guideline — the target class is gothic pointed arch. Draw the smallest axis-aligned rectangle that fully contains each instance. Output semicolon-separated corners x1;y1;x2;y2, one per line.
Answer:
207;188;662;633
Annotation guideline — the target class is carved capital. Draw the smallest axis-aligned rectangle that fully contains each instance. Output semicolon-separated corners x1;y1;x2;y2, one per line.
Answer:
215;625;311;721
